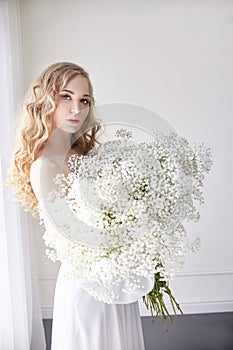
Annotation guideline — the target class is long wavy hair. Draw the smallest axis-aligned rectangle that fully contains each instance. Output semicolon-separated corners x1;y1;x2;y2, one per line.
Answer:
6;62;101;217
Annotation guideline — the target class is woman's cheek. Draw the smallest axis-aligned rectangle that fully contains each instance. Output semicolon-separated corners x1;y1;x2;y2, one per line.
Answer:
80;108;89;121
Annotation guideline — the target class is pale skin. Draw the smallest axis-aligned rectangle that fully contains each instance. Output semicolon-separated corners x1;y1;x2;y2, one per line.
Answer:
52;75;91;134
44;75;91;175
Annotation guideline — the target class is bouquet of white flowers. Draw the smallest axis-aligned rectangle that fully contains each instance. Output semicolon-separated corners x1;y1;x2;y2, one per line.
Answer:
38;129;212;329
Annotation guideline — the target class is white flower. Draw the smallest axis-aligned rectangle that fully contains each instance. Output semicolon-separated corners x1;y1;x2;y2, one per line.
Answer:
38;130;212;303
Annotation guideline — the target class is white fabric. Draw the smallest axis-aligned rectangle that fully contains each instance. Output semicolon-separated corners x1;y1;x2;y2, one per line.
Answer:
30;156;152;349
51;264;145;350
0;1;46;349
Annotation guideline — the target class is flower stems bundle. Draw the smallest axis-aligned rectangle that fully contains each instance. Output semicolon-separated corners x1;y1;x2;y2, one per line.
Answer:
142;263;183;330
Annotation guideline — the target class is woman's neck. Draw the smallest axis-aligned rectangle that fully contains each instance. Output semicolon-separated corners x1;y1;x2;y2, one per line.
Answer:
43;128;72;158
38;129;82;175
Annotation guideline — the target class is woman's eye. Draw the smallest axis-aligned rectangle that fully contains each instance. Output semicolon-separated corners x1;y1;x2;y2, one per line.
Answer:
80;98;90;105
61;94;71;100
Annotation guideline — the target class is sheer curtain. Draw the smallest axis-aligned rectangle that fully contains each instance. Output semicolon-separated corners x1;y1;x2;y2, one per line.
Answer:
0;1;46;349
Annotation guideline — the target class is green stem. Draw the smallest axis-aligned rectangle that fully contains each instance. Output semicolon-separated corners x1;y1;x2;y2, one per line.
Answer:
142;266;183;331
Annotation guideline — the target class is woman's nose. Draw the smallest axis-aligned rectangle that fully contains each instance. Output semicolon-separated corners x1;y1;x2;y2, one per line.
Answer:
70;102;81;114
70;107;78;113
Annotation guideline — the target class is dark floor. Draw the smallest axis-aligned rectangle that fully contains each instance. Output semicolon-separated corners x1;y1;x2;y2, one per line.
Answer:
43;312;233;350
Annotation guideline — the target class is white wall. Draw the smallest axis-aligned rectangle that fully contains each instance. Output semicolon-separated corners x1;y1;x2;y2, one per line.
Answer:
19;0;233;318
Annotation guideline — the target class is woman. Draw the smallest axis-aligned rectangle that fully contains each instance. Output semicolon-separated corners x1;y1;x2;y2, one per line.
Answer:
7;62;148;349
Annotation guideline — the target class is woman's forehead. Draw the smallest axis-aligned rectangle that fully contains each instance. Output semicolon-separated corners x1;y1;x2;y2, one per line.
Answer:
58;76;90;96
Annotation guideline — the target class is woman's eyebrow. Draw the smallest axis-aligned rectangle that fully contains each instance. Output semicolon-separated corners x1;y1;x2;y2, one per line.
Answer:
61;89;74;94
61;89;90;97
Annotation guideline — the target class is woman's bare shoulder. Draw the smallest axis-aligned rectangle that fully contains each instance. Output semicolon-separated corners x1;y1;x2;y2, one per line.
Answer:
31;155;57;165
30;157;63;202
30;156;59;174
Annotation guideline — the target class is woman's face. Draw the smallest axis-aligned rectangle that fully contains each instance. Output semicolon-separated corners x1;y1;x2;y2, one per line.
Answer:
52;75;91;133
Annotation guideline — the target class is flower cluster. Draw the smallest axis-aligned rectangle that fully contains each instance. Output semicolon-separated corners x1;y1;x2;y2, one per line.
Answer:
38;130;212;325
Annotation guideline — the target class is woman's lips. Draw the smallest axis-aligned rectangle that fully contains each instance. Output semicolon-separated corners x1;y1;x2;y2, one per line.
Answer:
66;119;80;125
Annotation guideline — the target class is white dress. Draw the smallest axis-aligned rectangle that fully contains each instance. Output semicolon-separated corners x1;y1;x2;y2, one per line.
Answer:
30;157;153;350
51;263;146;350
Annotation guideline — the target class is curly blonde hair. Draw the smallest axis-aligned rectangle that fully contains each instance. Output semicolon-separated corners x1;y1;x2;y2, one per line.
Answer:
6;62;101;217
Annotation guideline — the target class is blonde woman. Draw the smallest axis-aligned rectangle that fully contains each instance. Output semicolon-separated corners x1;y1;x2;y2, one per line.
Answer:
7;62;148;350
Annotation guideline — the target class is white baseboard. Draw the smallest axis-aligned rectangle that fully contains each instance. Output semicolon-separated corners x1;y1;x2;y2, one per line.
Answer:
42;307;53;319
139;299;233;316
42;300;233;319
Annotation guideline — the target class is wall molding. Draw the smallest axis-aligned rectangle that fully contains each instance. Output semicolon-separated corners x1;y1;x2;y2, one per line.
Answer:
175;269;233;277
38;269;233;282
